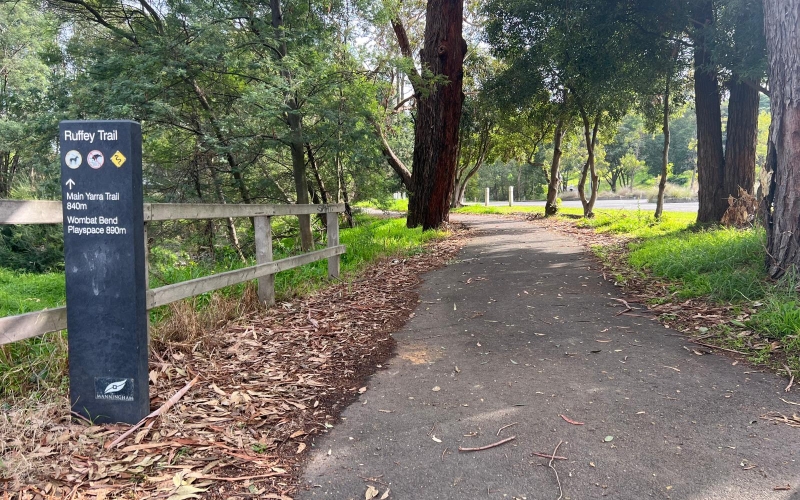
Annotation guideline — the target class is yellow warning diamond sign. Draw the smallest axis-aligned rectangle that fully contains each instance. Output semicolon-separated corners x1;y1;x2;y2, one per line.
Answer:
111;151;126;168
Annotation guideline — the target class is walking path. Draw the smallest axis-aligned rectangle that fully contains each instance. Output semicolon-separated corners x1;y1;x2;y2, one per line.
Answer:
298;215;800;499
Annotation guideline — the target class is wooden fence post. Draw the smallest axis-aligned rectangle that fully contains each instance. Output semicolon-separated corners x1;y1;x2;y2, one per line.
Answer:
327;211;340;278
509;186;514;206
485;188;490;206
255;216;275;306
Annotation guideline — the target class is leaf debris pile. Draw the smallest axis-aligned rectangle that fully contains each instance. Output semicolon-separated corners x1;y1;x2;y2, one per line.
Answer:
1;226;468;499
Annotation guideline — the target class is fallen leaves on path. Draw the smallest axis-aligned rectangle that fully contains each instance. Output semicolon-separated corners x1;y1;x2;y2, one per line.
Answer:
1;227;468;499
559;414;585;425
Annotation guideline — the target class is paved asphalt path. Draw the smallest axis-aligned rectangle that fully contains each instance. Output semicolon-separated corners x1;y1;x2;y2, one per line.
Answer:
298;215;800;499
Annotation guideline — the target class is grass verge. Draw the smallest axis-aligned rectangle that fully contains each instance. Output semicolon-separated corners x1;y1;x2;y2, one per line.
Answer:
566;211;799;375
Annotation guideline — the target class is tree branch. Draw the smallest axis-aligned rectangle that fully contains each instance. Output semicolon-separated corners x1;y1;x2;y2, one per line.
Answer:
58;0;139;44
391;17;422;94
371;118;412;190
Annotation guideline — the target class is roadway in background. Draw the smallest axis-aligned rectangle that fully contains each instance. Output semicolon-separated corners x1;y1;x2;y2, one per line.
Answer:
474;198;699;212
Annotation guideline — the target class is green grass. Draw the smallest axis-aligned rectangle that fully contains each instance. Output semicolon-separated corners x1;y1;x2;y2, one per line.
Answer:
627;227;765;302
576;210;697;239
569;210;800;370
272;214;444;297
0;269;65;317
0;215;446;397
354;198;408;212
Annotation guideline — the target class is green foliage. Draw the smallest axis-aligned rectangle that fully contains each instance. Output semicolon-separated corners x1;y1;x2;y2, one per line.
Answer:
468;160;547;202
0;225;64;273
354;198;409;212
0;0;63;200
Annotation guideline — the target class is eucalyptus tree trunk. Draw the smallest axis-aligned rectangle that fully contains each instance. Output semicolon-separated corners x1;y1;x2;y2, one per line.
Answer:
406;0;467;230
694;0;727;223
764;0;800;278
655;76;671;219
723;77;759;198
0;152;18;199
577;109;600;218
545;118;566;216
208;158;246;262
271;0;313;250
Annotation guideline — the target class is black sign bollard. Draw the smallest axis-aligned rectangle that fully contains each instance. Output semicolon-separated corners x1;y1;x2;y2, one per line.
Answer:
60;120;148;424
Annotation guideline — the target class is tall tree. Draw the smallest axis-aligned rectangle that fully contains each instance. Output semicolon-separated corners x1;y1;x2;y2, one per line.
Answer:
451;97;493;208
405;0;467;229
717;0;767;199
0;1;61;199
763;0;800;278
693;1;727;223
270;0;313;250
485;0;652;217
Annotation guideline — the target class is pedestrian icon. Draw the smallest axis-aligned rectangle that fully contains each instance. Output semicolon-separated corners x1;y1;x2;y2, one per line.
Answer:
65;150;82;169
111;151;126;168
87;150;104;169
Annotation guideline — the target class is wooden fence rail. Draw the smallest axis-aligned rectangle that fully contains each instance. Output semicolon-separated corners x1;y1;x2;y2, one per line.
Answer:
0;200;345;345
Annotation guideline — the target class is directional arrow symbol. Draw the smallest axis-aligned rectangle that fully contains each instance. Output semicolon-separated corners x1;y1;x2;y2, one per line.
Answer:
65;179;76;190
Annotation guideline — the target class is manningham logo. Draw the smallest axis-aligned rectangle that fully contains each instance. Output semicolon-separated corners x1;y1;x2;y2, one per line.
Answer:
104;380;127;394
95;377;134;401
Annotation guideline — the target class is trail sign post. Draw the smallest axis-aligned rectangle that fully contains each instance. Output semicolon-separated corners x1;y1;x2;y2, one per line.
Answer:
60;120;148;424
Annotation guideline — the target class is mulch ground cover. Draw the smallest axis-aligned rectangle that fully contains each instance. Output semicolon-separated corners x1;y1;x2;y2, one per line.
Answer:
1;225;469;500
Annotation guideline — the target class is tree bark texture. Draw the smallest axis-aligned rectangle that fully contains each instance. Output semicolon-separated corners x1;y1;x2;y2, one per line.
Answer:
406;0;467;230
373;119;412;190
694;0;727;223
723;77;760;198
0;152;19;199
655;76;671;219
545;118;566;216
577;109;600;218
764;0;800;278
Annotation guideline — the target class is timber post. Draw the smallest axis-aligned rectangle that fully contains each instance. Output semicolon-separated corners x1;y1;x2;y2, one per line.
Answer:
255;215;275;306
327;211;340;277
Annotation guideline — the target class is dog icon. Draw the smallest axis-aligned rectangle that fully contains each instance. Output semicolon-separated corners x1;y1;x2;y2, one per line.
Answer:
87;150;104;169
65;150;82;169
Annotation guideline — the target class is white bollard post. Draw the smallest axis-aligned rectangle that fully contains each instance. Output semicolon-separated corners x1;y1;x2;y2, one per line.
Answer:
485;187;490;206
509;186;514;206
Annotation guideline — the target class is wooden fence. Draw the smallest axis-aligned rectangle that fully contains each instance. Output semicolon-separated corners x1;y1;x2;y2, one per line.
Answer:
0;200;345;345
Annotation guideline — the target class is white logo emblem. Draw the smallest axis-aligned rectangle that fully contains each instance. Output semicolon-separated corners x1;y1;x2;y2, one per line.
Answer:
104;379;127;394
